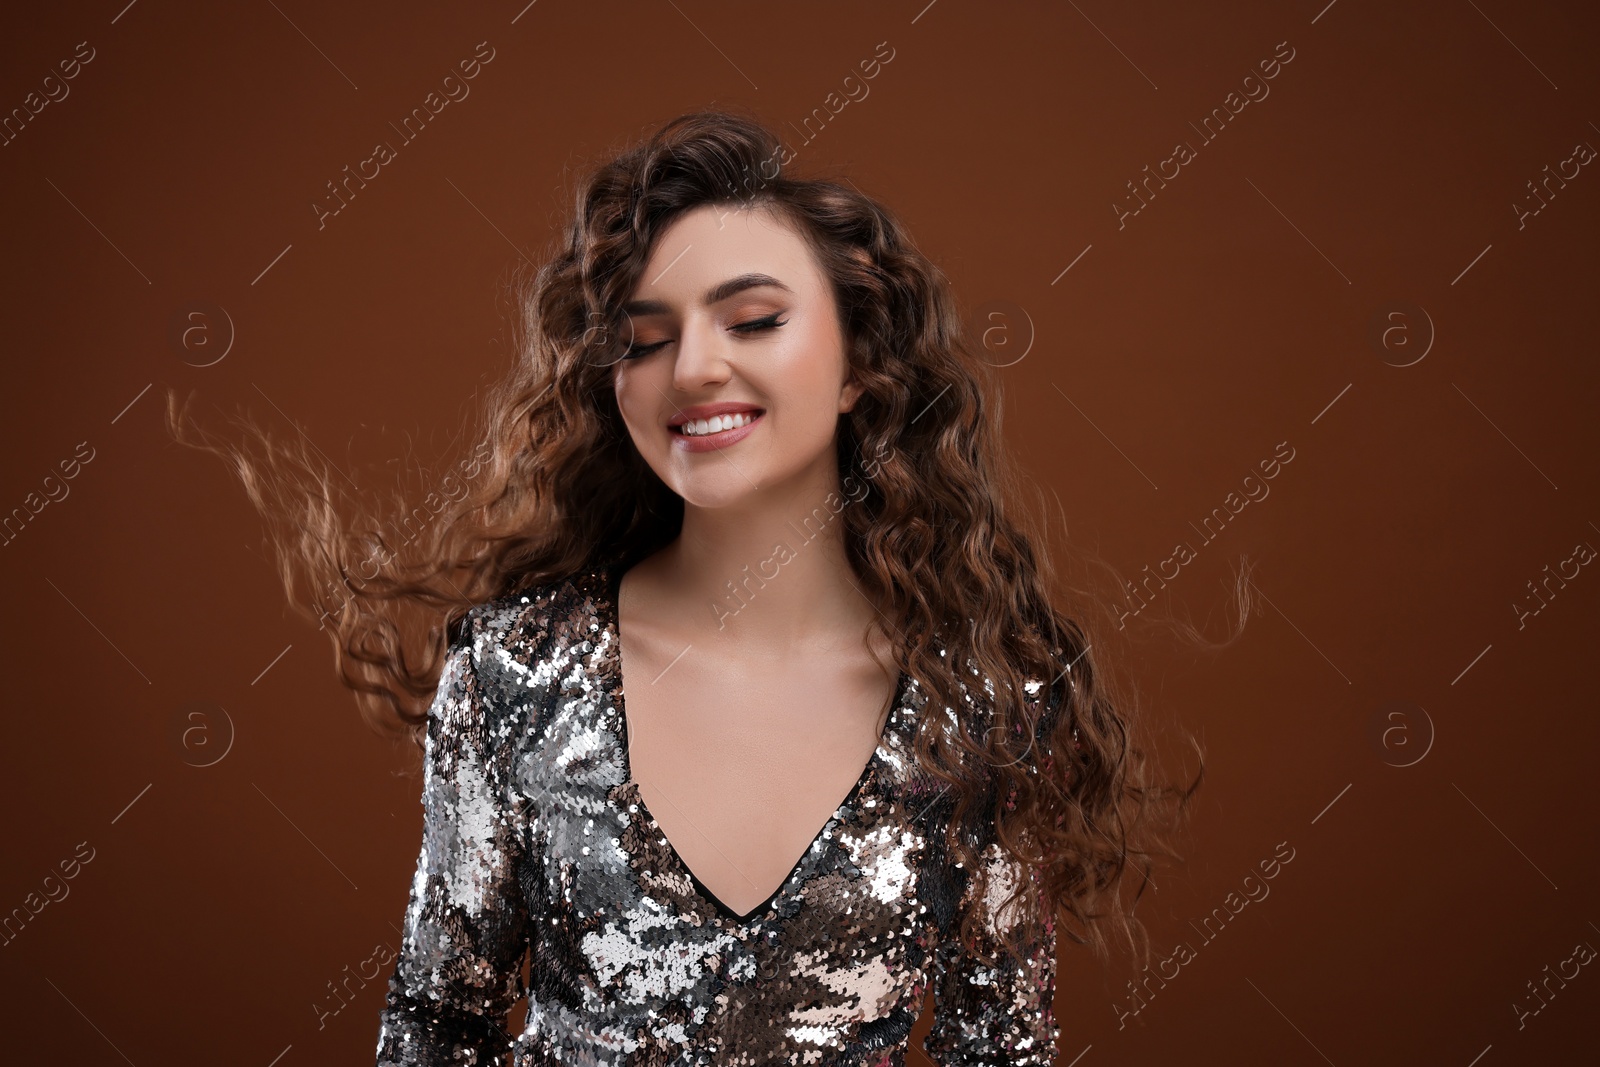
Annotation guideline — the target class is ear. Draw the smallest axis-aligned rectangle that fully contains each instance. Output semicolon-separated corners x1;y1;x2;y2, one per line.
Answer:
839;371;866;413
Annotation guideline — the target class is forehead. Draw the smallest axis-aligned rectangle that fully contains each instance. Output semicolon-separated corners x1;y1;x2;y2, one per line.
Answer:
627;203;824;305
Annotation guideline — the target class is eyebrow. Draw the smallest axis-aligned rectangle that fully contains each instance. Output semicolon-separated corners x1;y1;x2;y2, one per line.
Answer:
621;272;794;317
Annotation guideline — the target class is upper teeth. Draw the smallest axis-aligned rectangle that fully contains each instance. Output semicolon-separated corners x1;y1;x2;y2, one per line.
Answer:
679;411;758;436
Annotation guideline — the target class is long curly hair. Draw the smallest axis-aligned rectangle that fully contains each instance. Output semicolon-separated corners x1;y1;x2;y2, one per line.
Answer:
167;107;1243;976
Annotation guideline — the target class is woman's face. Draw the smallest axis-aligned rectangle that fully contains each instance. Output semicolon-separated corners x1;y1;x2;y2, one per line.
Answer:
611;203;863;510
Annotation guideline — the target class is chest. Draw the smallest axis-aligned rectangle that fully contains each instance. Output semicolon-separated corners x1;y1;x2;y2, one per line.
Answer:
619;656;900;920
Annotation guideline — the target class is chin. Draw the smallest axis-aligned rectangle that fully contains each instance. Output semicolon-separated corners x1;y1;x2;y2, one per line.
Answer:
668;476;768;510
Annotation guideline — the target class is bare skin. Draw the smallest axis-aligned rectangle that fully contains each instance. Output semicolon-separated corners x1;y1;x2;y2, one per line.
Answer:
610;203;899;917
616;553;898;917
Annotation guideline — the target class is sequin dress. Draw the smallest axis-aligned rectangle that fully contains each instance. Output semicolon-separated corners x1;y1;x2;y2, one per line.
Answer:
374;564;1059;1066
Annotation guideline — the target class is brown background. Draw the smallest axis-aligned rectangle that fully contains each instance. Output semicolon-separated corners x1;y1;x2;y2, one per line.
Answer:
3;1;1597;1063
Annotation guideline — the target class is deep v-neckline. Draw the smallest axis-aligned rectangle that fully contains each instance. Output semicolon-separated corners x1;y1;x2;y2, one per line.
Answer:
598;562;907;925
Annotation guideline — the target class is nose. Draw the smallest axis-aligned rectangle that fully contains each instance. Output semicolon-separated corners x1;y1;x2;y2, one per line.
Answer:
670;314;733;393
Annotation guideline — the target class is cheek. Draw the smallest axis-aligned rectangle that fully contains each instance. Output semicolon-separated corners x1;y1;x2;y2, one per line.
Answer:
771;329;848;428
612;365;647;426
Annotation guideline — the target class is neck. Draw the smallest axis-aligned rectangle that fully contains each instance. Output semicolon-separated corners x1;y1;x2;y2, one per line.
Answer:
647;470;879;649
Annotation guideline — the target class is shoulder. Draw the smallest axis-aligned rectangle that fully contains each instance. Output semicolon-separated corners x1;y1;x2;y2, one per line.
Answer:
444;565;611;732
451;566;607;661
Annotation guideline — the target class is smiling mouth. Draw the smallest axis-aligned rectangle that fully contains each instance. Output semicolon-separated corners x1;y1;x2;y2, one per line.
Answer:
672;410;764;437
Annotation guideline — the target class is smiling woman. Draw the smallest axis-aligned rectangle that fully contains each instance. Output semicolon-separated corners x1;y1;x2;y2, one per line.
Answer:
164;106;1214;1066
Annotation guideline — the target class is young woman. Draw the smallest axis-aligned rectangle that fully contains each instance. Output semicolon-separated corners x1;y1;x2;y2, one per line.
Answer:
170;108;1202;1065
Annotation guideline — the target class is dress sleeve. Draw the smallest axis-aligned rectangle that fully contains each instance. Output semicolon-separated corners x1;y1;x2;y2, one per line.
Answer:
375;615;532;1066
922;837;1060;1066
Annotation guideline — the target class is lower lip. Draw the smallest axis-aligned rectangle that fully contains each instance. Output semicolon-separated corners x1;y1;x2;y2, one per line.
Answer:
671;411;764;452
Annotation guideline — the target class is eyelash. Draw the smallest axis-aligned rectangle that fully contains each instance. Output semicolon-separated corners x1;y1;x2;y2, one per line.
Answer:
619;312;788;361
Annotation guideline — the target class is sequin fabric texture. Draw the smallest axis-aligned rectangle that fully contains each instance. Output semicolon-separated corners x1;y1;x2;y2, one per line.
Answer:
375;564;1058;1066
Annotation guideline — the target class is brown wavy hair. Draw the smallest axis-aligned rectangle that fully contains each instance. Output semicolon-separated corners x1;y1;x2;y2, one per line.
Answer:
166;107;1247;975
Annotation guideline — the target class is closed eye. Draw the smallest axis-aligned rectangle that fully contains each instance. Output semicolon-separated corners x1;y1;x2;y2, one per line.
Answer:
732;311;788;335
620;312;788;361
